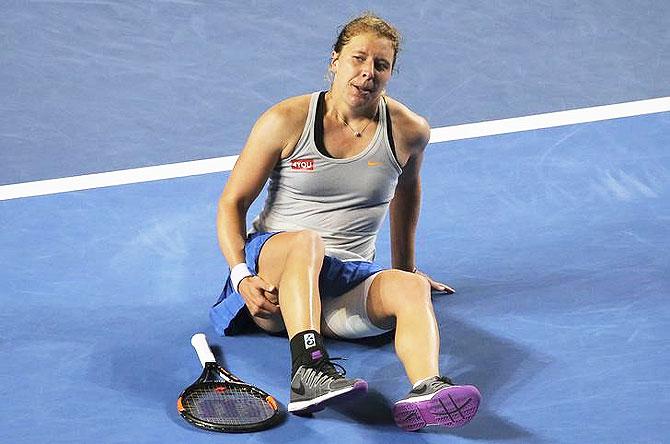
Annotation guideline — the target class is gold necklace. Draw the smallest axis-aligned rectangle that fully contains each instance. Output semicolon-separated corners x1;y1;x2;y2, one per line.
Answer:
333;108;378;138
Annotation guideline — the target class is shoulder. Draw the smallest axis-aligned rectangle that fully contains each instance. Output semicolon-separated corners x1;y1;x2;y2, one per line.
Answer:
259;94;312;131
250;94;313;155
384;95;431;153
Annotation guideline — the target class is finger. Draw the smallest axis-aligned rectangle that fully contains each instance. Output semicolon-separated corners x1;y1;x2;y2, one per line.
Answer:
256;296;281;314
247;296;280;318
430;280;455;294
239;275;264;294
242;285;277;314
249;276;276;294
244;278;272;295
263;290;279;305
250;278;278;305
428;278;455;294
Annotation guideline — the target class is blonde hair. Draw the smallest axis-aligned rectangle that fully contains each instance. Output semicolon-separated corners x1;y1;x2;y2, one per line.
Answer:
332;12;402;70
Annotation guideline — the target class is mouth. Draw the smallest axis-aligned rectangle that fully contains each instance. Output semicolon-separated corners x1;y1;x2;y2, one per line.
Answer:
351;84;375;95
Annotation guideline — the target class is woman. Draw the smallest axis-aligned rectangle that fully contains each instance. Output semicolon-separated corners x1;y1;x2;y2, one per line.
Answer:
210;13;480;431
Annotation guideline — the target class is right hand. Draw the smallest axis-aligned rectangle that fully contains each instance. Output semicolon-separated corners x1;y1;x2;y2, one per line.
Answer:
238;275;280;319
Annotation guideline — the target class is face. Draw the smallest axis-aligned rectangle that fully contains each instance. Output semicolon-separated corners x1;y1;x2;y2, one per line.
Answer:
330;32;395;109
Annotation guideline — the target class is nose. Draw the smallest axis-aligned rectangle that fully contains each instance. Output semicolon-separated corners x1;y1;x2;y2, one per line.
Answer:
361;59;375;79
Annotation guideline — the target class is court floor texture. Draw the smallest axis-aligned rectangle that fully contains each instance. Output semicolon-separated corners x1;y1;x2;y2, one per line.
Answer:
1;2;669;443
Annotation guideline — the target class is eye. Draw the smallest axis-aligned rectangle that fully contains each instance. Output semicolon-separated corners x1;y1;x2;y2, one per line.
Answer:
353;55;365;61
376;62;390;71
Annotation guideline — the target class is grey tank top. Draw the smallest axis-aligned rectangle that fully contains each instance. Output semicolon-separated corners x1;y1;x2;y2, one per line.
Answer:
250;91;402;261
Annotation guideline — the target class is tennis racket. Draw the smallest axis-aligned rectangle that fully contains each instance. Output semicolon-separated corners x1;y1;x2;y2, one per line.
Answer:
177;333;281;432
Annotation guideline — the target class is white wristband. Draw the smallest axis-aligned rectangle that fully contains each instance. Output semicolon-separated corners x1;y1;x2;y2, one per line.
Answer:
230;263;254;292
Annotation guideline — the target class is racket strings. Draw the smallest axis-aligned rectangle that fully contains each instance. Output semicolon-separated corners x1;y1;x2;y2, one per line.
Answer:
183;385;275;426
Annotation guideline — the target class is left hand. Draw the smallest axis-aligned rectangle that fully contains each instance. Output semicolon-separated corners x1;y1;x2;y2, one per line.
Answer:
415;268;455;294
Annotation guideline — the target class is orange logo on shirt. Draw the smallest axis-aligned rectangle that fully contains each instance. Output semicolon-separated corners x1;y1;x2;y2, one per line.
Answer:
291;158;315;171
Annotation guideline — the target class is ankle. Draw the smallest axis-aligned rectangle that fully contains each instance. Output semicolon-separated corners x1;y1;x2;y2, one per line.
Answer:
290;330;329;375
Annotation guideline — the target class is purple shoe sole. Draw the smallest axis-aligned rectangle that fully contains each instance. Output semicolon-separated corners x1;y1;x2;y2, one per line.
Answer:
296;380;369;414
393;385;481;431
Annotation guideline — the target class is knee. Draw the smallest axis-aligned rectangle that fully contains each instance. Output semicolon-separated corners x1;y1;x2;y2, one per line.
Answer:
377;270;432;309
367;270;433;328
289;229;325;258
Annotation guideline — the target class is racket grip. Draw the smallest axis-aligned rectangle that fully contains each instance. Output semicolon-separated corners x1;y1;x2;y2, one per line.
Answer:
191;333;216;367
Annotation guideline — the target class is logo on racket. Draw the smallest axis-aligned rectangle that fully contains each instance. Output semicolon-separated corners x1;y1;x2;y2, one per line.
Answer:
291;158;315;171
304;332;316;349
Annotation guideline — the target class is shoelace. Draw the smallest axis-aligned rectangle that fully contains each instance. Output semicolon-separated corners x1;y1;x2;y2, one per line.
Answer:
429;376;455;390
312;356;347;380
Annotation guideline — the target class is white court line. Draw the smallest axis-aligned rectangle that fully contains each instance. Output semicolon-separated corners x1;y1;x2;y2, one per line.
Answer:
0;156;239;202
1;96;669;202
429;96;670;143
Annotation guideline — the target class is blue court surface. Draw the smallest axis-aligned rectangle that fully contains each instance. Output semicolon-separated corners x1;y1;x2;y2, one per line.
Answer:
1;2;669;443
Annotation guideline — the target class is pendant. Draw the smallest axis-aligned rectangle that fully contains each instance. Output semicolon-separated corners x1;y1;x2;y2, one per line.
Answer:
355;132;362;137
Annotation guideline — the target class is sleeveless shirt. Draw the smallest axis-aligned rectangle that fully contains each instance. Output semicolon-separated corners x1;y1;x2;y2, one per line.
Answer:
250;91;402;261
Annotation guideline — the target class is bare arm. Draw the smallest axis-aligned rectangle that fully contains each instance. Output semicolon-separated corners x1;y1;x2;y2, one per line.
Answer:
388;105;455;293
216;99;305;316
217;108;284;266
390;150;422;272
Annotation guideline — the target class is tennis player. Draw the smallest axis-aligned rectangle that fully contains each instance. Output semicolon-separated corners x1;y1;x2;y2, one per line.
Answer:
210;12;480;431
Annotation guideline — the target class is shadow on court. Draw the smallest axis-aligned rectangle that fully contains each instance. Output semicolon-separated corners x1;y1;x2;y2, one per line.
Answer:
318;309;544;441
438;314;546;441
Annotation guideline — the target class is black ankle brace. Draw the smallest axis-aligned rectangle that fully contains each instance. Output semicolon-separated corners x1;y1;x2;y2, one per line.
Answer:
289;330;328;375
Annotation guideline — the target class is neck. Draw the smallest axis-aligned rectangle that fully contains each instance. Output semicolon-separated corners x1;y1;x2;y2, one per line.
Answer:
325;88;379;122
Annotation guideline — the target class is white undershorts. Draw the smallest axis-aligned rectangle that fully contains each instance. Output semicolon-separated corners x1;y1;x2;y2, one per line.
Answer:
322;273;393;339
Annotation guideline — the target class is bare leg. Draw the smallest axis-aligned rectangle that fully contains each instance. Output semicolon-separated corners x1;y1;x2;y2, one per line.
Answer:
366;269;440;384
253;231;367;414
366;270;481;430
252;230;331;339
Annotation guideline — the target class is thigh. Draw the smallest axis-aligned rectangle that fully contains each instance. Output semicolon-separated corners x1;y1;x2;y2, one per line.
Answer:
321;273;393;339
255;231;295;286
251;310;286;335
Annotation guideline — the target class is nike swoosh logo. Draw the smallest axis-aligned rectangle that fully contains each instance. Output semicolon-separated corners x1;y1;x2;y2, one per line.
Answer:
411;384;429;395
292;380;306;396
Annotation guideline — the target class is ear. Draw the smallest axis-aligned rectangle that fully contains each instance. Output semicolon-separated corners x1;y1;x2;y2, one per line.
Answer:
330;50;339;73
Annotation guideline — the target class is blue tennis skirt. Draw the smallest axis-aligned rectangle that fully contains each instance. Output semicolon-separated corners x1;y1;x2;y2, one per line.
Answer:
209;232;384;336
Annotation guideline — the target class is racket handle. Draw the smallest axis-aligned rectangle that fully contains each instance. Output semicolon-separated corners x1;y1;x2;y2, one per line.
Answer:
191;333;216;367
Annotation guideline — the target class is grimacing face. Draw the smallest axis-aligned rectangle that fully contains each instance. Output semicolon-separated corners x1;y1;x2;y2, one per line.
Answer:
330;32;395;109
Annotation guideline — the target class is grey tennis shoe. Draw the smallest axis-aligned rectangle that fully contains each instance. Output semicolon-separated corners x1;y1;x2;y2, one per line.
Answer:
288;356;368;414
393;376;481;431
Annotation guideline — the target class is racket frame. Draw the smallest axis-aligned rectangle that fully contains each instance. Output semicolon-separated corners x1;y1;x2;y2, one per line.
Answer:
177;334;280;433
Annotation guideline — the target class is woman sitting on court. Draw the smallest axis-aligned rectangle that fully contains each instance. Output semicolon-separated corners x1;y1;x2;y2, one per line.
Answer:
210;12;481;431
